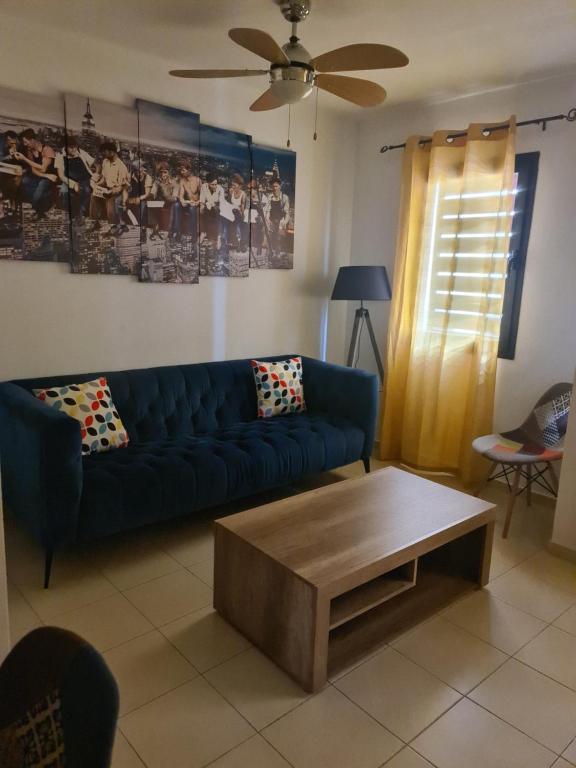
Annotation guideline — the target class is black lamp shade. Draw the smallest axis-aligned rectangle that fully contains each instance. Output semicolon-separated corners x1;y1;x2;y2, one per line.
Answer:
331;266;392;301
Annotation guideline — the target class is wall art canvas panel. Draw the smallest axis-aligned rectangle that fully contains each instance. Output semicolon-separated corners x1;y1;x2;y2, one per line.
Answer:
198;123;251;278
137;100;200;284
249;143;296;270
0;85;70;262
64;94;141;275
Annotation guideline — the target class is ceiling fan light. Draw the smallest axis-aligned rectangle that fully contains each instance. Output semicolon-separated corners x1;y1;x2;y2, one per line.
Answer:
272;79;313;104
270;65;314;104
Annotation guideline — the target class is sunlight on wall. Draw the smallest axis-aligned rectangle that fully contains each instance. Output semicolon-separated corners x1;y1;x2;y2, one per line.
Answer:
318;171;333;362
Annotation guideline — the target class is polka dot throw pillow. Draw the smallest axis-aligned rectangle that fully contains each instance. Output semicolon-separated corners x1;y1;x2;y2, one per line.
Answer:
33;377;129;455
251;357;306;418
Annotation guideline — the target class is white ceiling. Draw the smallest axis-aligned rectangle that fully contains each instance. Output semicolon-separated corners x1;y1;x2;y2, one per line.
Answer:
4;0;576;115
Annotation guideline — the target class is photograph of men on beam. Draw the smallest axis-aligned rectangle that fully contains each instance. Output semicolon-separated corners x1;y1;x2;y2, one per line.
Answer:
64;94;141;275
198;123;251;278
249;143;296;270
0;85;70;262
137;99;200;284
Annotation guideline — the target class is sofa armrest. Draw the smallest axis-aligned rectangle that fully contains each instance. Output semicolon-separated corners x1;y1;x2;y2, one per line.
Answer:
301;357;379;459
0;382;83;549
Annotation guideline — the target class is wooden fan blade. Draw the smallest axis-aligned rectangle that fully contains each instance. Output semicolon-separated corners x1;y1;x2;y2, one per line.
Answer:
250;89;284;112
170;69;268;78
312;43;408;73
315;74;386;107
229;28;289;65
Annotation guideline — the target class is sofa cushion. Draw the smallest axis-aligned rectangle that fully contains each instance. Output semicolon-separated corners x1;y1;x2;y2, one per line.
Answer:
33;377;129;455
251;357;305;418
77;411;364;541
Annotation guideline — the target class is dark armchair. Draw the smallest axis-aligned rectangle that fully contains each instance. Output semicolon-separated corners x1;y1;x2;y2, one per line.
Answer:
0;627;119;767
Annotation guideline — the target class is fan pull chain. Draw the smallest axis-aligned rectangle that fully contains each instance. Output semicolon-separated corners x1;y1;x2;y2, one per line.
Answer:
313;87;319;141
287;104;291;148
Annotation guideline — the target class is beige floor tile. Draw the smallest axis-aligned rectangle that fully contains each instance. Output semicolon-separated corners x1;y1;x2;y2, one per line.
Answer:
51;593;153;652
205;647;309;730
516;626;576;691
555;606;576;636
104;630;197;716
111;730;145;768
123;569;212;627
519;551;576;595
335;647;460;741
262;685;402;768
469;658;576;753
120;677;254;768
563;738;576;763
442;590;546;654
5;531;46;586
209;735;291;767
490;529;543;580
383;747;435;767
187;558;214;588
392;616;506;694
486;564;575;622
554;759;575;767
161;605;250;672
490;549;518;580
7;583;42;646
328;640;389;683
19;561;117;622
412;698;555;768
87;536;182;590
152;521;214;567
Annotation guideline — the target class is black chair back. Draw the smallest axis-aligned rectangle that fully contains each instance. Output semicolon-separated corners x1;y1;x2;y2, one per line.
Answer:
0;627;119;768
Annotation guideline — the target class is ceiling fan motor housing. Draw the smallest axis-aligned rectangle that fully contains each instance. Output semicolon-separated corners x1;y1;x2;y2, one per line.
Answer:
275;0;311;23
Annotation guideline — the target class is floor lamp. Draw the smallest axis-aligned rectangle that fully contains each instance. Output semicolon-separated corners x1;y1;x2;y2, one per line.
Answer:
331;266;392;383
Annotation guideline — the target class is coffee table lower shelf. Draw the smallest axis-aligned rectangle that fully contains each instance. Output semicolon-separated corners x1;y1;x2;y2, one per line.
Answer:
328;564;477;680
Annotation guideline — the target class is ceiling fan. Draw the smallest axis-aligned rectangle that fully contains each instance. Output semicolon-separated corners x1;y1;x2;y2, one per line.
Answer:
169;0;409;111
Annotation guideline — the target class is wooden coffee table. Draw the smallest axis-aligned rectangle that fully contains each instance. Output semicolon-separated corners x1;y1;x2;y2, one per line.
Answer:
214;467;496;691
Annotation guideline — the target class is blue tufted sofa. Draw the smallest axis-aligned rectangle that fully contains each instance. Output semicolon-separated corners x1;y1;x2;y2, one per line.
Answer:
0;356;378;587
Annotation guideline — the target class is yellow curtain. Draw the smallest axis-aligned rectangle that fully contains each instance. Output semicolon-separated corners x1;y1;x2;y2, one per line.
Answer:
380;119;517;483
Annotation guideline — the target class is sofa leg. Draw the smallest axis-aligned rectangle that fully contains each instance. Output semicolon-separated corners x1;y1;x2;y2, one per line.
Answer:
44;549;54;590
363;458;371;474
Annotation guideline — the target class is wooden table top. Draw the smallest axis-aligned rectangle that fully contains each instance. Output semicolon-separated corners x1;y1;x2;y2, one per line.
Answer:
216;467;496;591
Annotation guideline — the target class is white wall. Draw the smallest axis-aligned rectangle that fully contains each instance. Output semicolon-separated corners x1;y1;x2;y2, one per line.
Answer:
349;74;576;431
0;13;356;381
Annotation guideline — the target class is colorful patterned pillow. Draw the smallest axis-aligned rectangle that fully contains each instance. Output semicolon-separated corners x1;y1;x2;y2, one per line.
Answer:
251;357;306;418
34;377;129;455
534;391;572;447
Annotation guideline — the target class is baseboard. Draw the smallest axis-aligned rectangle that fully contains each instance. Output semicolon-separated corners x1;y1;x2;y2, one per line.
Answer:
547;541;576;564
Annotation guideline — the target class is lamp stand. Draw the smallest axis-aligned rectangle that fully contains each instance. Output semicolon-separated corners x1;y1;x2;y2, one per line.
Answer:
347;302;384;383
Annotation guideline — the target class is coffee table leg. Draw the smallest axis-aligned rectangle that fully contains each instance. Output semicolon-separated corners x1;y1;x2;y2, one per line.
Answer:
214;526;328;692
310;597;330;692
478;521;495;586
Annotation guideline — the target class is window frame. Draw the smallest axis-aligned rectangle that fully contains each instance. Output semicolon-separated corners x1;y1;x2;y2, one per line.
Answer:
497;151;540;360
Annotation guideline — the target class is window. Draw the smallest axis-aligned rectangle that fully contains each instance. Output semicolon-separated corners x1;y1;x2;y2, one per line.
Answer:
498;152;539;359
422;150;539;359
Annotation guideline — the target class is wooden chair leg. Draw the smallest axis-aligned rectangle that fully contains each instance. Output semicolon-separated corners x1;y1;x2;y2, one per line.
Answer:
547;462;559;495
526;464;532;507
502;466;522;539
473;461;498;497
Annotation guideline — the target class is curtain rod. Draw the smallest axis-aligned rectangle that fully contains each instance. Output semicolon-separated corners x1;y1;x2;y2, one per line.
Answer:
379;107;576;153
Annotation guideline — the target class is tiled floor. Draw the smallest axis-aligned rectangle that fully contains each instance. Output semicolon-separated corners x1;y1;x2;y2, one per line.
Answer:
5;460;576;768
